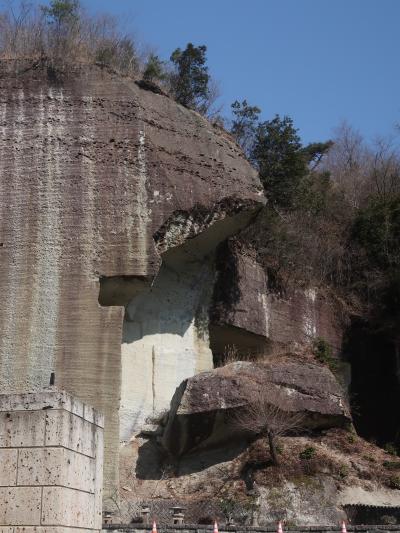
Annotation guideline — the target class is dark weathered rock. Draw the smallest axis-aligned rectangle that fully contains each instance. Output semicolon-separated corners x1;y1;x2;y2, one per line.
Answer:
162;360;351;456
210;241;345;357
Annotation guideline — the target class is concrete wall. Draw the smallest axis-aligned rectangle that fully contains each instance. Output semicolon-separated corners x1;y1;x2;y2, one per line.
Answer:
0;389;104;533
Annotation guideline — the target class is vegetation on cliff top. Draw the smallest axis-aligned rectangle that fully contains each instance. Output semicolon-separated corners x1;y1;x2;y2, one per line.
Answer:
0;0;220;115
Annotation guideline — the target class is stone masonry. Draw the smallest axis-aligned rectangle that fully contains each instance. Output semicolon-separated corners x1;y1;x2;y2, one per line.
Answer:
0;389;104;533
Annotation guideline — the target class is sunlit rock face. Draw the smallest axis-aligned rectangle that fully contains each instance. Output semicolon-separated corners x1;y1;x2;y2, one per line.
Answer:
0;60;263;489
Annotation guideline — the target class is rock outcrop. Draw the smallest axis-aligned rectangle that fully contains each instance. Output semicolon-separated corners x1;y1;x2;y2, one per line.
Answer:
210;240;345;358
0;60;264;488
162;360;351;457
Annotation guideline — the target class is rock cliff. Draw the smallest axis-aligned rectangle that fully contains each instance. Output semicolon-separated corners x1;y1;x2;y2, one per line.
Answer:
210;240;344;358
0;60;263;488
1;60;398;525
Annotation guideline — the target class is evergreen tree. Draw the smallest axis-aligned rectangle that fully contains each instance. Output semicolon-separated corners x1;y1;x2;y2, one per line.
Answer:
41;0;80;56
143;54;166;83
41;0;80;30
170;43;209;111
251;114;308;208
230;100;261;157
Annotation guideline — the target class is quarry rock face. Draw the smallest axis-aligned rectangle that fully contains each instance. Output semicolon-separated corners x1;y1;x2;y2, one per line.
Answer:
162;360;351;456
0;60;263;488
210;240;345;357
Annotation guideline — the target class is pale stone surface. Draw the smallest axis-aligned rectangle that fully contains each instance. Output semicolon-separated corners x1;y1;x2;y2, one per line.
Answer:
0;411;45;448
0;487;42;525
41;487;99;529
45;410;96;457
0;391;103;532
120;261;214;441
17;448;95;492
0;391;104;427
338;485;400;506
0;450;17;486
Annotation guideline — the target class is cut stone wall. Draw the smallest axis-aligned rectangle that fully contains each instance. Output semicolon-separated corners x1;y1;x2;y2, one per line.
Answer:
120;260;214;442
0;389;104;533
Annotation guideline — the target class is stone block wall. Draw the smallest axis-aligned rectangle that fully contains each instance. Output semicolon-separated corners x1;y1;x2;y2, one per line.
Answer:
0;389;104;533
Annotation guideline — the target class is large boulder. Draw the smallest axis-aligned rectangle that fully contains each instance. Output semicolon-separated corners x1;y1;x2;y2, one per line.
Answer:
162;360;351;456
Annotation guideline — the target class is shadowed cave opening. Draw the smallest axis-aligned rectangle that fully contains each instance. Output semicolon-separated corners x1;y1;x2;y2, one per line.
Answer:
345;319;400;450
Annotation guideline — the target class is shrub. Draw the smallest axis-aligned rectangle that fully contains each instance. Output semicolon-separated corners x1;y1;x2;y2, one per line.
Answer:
383;461;400;471
388;475;400;490
313;337;332;363
338;465;349;478
385;442;398;456
312;337;338;372
0;1;140;76
299;446;316;460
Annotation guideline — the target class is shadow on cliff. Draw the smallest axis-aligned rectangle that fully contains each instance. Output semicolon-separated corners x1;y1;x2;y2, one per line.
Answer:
135;438;247;480
209;239;241;322
345;318;400;450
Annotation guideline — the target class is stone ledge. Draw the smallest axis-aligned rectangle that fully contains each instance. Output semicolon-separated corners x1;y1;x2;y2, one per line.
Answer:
0;390;104;428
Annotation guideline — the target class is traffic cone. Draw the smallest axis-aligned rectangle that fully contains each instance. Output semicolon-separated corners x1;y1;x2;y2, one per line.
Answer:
341;521;347;533
152;521;157;533
277;521;283;533
214;521;219;533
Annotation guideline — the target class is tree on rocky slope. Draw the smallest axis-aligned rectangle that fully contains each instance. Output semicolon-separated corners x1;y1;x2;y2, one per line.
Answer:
246;113;332;209
250;114;306;208
231;99;261;158
169;43;210;112
143;53;166;83
232;389;304;466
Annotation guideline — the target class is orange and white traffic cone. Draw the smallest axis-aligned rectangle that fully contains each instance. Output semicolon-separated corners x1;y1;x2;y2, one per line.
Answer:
214;521;219;533
341;521;347;533
277;521;283;533
152;521;157;533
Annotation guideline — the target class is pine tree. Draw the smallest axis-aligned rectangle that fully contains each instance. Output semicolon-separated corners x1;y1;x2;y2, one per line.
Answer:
251;115;308;208
230;100;261;158
143;54;166;83
170;43;209;111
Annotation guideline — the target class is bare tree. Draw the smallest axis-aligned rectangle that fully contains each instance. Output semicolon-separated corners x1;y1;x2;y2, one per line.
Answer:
367;136;400;200
231;389;304;466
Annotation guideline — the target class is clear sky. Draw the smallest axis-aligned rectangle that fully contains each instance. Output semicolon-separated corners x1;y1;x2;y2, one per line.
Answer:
52;0;400;144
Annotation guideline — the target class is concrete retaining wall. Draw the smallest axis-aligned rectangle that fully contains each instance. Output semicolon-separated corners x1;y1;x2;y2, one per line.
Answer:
0;389;104;533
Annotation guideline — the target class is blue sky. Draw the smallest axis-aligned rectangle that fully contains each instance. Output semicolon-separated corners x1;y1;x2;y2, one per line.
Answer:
50;1;400;144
